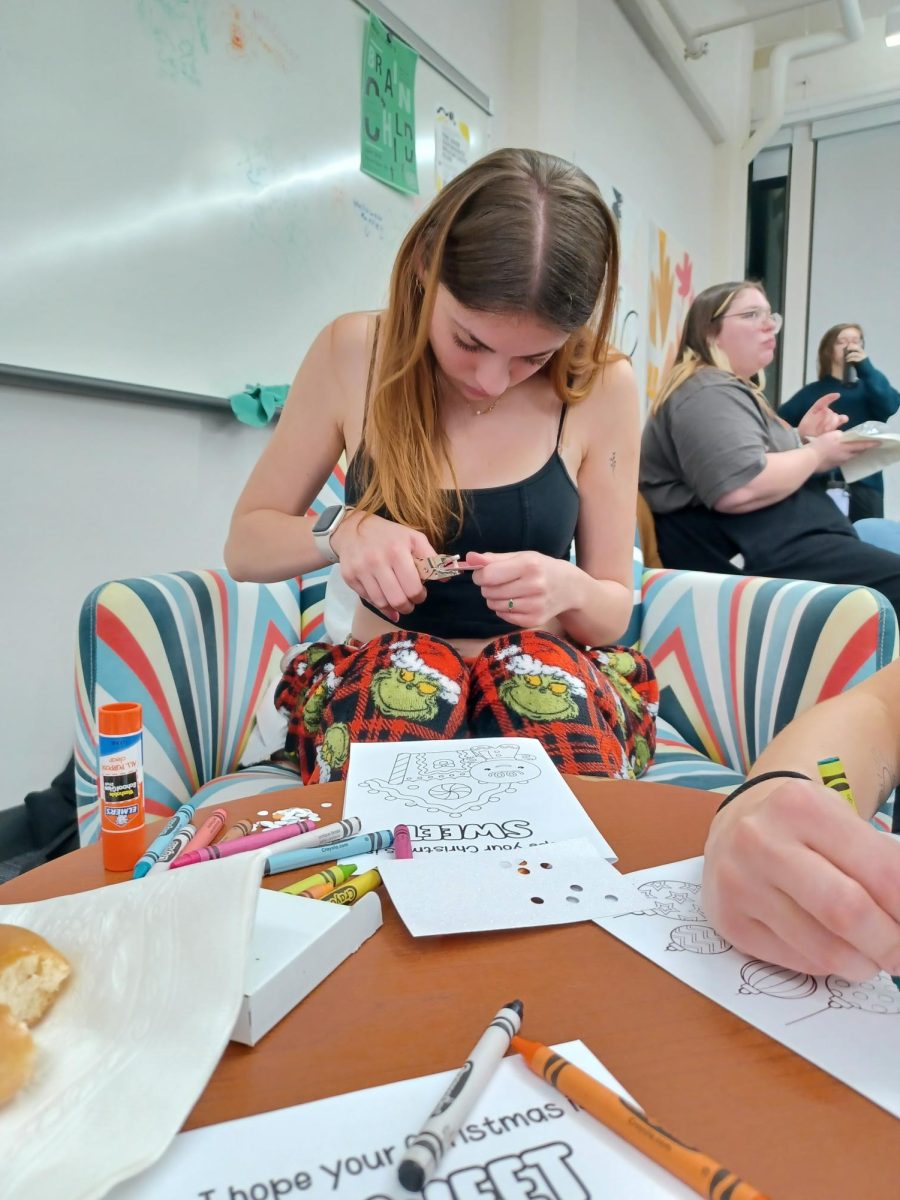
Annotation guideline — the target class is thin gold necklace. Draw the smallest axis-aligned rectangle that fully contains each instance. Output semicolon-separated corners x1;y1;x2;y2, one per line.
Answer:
462;392;503;416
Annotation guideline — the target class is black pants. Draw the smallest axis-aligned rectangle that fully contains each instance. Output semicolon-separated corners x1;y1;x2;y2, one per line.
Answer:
653;494;900;619
848;483;884;523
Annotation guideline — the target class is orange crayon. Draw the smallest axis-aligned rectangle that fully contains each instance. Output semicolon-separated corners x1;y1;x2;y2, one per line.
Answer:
280;863;357;897
302;880;340;900
181;807;228;855
511;1037;770;1200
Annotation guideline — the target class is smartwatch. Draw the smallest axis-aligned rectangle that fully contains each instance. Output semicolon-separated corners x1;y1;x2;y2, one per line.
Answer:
311;504;350;563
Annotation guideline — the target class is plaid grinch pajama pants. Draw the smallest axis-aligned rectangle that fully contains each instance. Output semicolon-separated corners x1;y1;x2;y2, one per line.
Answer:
274;629;658;785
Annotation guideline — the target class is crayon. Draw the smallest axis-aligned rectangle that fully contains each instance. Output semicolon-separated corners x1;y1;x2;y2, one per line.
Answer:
133;801;196;878
397;1000;523;1193
393;823;413;859
218;818;254;843
281;863;358;897
816;756;857;812
264;829;395;877
181;807;228;855
265;817;362;859
146;824;195;874
302;880;340;900
325;868;382;905
169;819;316;868
282;864;357;897
511;1037;770;1200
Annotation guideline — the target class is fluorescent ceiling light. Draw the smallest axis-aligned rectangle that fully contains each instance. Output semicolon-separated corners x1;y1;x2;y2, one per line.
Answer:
886;7;900;47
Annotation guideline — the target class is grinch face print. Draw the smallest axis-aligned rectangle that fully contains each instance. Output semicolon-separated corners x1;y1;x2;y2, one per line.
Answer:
368;640;461;723
495;645;586;723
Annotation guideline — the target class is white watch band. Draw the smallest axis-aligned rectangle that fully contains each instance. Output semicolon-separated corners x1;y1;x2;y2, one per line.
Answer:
312;506;348;563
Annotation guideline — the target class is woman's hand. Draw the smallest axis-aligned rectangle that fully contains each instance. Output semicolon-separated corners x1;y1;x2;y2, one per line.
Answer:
702;777;900;980
797;391;846;439
808;428;880;470
464;550;578;628
844;347;868;365
330;512;437;623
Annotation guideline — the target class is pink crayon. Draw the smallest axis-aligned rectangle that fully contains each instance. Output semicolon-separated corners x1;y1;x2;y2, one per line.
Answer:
393;824;413;859
181;808;228;856
170;819;316;868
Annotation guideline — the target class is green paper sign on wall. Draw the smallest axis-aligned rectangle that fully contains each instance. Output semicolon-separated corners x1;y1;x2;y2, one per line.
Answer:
360;13;419;195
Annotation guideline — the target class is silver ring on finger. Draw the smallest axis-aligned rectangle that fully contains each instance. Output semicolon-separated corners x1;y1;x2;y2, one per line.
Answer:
508;598;515;611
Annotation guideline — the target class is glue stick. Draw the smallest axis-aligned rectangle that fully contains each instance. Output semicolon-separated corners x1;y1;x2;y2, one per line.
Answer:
98;702;146;872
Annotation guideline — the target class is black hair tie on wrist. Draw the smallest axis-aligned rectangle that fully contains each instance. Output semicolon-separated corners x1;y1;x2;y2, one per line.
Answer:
716;770;812;813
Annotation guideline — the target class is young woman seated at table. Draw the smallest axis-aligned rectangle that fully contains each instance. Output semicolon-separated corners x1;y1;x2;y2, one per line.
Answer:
703;657;900;982
639;281;900;615
225;149;658;785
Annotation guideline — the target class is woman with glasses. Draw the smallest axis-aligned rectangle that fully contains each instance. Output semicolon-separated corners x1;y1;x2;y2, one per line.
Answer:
639;280;900;614
780;323;900;522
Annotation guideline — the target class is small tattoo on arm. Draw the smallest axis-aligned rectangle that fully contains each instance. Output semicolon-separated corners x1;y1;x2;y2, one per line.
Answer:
609;450;617;474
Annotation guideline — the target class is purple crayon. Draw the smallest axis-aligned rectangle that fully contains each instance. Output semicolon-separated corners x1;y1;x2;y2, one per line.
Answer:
393;824;413;859
170;819;316;868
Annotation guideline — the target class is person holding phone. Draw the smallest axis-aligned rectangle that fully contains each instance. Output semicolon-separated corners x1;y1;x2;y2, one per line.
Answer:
780;324;900;521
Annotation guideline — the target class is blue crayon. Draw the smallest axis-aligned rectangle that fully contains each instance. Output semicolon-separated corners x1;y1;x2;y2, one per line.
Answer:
264;829;395;877
132;801;196;878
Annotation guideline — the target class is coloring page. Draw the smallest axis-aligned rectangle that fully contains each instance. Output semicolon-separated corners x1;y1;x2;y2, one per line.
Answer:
111;1040;693;1199
379;838;641;936
594;857;900;1119
342;738;616;870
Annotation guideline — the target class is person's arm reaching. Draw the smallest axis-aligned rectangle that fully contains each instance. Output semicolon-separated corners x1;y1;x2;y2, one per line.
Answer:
702;659;900;980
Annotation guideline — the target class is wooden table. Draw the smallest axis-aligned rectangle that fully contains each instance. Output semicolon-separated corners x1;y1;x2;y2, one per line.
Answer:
2;778;897;1199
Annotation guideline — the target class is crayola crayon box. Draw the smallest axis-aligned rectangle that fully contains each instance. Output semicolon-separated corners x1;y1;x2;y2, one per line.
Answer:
231;888;382;1046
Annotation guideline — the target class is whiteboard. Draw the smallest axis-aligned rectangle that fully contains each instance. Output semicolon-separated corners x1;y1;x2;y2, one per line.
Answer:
0;1;492;399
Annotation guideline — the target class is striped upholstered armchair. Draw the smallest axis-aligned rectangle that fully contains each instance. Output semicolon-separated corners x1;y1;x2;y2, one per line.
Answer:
74;467;898;846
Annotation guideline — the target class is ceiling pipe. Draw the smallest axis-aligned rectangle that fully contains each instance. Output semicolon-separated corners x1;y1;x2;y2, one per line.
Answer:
743;0;865;162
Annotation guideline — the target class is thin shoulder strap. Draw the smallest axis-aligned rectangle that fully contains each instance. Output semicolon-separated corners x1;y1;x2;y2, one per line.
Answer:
555;402;568;448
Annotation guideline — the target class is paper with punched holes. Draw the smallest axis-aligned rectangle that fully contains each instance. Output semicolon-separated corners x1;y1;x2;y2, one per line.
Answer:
379;838;640;937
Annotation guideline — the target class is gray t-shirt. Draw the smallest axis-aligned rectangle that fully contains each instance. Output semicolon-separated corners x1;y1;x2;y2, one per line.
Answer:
640;369;801;513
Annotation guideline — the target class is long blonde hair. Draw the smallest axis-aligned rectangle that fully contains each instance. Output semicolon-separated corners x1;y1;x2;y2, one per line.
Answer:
651;280;767;415
354;148;621;545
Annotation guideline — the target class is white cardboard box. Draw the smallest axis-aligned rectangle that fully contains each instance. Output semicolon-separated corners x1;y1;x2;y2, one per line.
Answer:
231;887;383;1046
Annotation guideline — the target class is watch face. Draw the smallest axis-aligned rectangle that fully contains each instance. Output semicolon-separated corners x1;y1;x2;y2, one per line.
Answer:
312;504;343;535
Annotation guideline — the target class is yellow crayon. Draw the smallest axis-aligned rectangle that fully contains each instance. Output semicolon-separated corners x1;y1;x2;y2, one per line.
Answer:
280;863;357;896
325;868;382;905
817;756;857;812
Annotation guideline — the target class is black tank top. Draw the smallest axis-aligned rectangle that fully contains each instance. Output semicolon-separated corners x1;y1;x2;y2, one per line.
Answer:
345;327;579;638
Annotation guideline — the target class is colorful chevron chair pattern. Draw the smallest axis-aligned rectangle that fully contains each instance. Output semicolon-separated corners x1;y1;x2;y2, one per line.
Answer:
75;464;898;846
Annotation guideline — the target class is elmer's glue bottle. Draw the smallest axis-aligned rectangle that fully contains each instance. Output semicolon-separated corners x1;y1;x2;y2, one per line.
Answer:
98;702;146;872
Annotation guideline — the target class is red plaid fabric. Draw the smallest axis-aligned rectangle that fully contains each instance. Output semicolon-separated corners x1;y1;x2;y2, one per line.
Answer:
274;630;657;785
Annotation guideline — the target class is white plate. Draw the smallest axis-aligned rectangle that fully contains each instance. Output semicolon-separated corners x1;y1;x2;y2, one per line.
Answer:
0;854;266;1200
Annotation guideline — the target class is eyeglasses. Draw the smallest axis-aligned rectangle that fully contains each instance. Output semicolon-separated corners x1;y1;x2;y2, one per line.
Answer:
721;309;783;332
